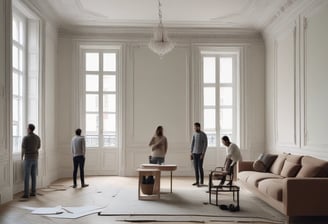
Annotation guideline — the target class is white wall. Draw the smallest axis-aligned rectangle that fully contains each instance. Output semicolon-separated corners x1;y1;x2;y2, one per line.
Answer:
0;0;13;204
56;29;266;177
264;0;328;160
42;21;58;185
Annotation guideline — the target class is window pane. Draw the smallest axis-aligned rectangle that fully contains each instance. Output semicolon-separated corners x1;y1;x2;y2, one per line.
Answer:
13;18;18;42
220;57;232;83
103;134;116;147
103;75;116;92
86;53;99;71
206;131;216;147
203;57;216;83
220;108;233;129
13;72;19;96
204;87;215;106
19;21;23;45
204;109;216;130
103;113;116;132
86;136;99;147
86;94;98;112
13;98;19;121
86;113;98;133
13;45;18;69
103;53;116;72
220;87;232;106
19;48;23;71
103;94;116;112
12;134;21;153
86;75;99;91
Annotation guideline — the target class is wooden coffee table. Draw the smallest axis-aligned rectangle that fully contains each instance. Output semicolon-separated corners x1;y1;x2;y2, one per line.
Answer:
141;164;177;193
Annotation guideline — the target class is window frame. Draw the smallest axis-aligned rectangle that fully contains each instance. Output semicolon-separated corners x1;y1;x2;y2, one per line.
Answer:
12;6;42;155
81;48;120;149
201;51;240;148
12;11;26;154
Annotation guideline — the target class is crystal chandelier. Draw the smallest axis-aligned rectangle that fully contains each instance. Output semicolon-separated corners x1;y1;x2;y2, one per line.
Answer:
148;0;174;57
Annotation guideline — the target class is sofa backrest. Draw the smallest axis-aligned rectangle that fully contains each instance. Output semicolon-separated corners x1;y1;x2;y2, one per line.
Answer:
296;156;328;177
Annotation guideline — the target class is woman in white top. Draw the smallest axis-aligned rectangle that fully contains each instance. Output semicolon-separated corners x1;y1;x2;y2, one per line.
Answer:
149;126;168;164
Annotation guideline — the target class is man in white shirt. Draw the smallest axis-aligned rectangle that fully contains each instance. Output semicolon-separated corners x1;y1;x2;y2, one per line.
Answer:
71;128;88;188
220;136;242;186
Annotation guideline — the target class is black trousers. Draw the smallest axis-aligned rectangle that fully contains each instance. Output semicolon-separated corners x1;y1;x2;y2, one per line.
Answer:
73;155;85;186
193;153;204;184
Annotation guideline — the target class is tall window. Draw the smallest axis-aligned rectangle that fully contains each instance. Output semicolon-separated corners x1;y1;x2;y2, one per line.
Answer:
84;51;118;148
202;53;238;147
12;10;40;154
12;13;25;153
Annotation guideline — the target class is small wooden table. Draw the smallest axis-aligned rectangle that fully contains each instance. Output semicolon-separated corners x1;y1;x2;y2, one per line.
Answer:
137;168;161;200
141;164;177;193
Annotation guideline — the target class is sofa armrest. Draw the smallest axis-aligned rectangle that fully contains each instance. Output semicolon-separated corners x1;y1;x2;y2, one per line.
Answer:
283;178;328;216
237;161;254;172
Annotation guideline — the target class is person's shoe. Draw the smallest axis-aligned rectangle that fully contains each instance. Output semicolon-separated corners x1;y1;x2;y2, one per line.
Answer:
81;184;89;188
72;184;77;188
192;182;199;186
30;193;36;197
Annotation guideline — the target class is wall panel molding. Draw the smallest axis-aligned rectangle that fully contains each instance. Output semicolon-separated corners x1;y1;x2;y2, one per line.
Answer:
126;45;191;148
302;3;328;148
274;22;299;147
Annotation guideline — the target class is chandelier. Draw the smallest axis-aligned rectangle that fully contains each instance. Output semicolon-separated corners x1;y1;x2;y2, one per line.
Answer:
148;0;174;57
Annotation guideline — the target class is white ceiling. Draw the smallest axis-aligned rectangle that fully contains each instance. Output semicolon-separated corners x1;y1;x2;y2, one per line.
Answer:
31;0;294;30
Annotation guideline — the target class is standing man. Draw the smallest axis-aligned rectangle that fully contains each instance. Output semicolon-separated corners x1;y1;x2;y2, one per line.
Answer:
21;124;41;199
71;128;88;188
190;122;208;186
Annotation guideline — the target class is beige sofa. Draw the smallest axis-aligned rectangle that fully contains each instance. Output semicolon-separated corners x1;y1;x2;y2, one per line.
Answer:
238;154;328;217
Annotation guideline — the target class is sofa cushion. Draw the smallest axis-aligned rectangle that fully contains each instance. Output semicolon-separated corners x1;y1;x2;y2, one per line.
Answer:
280;160;301;177
253;160;266;172
238;171;255;183
296;166;321;177
285;154;302;164
258;179;284;201
270;153;288;175
296;156;328;177
253;153;278;172
239;171;283;187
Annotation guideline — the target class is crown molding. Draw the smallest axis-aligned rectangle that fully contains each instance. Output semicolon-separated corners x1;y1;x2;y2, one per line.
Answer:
263;0;326;39
58;25;262;42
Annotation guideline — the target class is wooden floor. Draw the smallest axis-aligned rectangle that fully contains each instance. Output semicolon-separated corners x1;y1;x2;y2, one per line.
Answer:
0;176;323;224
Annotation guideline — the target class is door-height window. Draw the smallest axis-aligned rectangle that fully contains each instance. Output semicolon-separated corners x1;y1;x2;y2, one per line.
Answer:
202;53;238;147
83;51;118;148
12;10;41;154
12;13;25;153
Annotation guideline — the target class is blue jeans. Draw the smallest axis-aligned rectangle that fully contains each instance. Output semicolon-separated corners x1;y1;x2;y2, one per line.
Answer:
193;153;204;184
149;156;165;165
73;155;85;186
24;159;38;196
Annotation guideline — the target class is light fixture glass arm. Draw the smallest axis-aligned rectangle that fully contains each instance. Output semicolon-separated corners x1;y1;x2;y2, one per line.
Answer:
148;0;174;57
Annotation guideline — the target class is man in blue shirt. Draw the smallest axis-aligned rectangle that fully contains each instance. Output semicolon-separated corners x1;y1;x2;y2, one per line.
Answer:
190;122;208;187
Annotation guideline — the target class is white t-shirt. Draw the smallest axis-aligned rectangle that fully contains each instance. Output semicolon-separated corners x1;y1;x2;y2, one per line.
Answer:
226;143;242;165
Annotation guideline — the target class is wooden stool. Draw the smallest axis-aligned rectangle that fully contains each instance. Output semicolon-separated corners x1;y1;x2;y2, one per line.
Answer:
137;168;160;200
